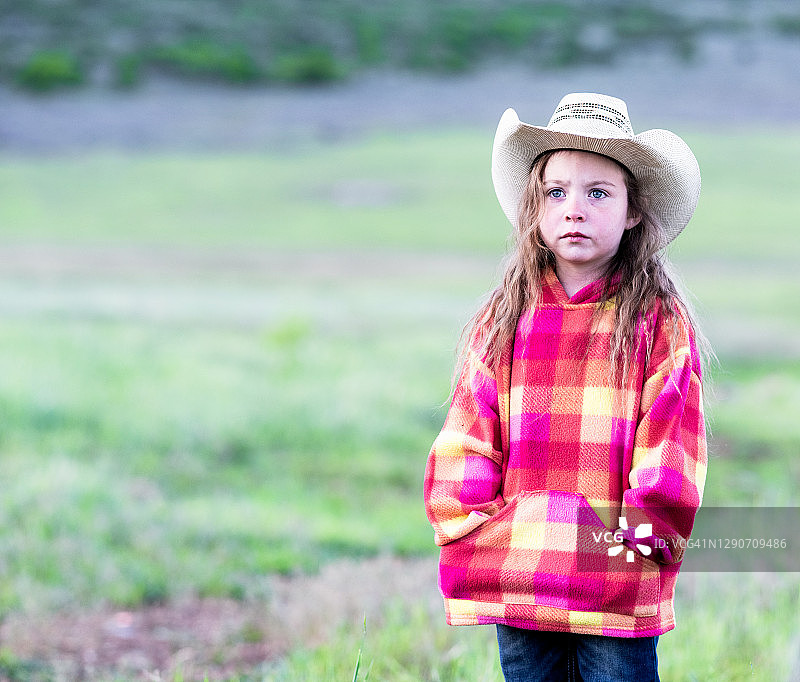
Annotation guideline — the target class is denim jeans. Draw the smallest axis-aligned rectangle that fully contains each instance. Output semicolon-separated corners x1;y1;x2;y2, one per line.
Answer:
496;625;659;682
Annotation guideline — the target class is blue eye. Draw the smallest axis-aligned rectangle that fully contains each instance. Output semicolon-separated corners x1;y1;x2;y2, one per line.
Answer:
589;189;607;199
548;188;565;198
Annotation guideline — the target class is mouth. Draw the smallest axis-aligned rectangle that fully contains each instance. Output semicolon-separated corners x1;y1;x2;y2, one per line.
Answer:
562;231;589;240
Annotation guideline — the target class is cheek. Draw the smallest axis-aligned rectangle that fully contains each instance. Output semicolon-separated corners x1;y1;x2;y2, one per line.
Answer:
537;209;560;241
540;203;560;227
605;203;635;233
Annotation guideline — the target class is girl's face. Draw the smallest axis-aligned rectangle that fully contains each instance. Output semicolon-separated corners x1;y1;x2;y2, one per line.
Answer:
539;150;638;285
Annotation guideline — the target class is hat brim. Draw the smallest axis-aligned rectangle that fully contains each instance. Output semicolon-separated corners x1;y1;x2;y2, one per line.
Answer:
491;108;701;245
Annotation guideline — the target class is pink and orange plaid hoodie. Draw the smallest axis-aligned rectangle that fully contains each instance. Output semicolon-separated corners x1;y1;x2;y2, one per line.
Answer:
424;269;707;637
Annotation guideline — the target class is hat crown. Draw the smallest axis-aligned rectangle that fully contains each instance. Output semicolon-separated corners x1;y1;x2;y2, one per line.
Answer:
547;93;634;139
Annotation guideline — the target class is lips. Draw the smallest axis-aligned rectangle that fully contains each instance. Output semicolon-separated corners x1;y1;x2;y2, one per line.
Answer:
562;231;588;239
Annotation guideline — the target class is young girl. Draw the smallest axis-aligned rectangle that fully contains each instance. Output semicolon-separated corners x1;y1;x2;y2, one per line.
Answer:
424;93;708;681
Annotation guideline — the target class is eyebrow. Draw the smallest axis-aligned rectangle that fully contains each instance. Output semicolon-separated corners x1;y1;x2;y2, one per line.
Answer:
543;178;620;187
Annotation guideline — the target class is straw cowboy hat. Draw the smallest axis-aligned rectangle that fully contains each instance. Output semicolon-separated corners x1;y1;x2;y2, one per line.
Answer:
491;92;700;245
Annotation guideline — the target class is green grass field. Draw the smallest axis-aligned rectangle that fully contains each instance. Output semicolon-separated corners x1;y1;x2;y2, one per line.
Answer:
0;128;798;680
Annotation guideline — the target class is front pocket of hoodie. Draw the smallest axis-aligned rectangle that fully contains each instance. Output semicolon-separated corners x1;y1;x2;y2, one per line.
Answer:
438;490;660;617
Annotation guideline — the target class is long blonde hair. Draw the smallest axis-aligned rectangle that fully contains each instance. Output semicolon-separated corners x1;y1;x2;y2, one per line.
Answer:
461;149;710;385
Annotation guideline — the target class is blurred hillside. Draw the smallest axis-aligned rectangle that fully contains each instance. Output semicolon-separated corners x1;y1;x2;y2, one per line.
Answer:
1;0;799;153
2;0;799;91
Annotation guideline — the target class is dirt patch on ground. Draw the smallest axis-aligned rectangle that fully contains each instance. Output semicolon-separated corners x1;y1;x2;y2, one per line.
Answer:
1;555;440;680
2;599;276;680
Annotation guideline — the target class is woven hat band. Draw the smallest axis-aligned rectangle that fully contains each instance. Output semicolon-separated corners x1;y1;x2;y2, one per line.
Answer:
547;96;635;138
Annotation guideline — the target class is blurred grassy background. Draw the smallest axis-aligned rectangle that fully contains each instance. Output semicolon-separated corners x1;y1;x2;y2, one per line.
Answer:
0;129;798;680
1;0;799;680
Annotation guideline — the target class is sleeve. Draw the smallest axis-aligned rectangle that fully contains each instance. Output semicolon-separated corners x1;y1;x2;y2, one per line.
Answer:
618;306;708;565
423;340;506;547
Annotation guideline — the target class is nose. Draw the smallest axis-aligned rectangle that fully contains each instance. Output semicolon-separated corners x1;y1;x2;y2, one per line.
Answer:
564;206;586;223
564;195;586;222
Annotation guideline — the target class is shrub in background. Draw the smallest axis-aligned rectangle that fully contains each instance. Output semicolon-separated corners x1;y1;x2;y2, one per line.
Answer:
150;41;263;83
114;54;143;89
270;47;346;84
15;50;84;91
773;13;800;36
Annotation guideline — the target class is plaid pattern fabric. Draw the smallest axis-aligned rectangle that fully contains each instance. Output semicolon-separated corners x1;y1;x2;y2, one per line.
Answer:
424;269;707;637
